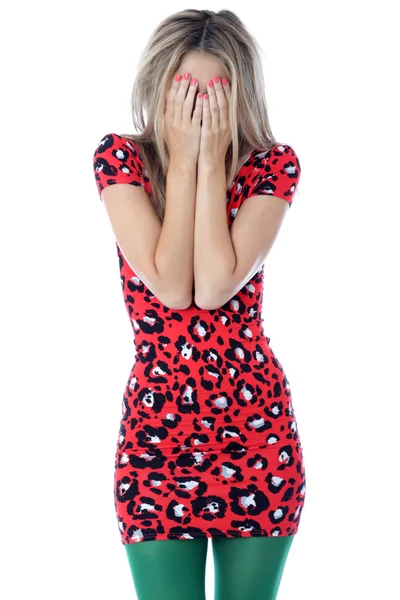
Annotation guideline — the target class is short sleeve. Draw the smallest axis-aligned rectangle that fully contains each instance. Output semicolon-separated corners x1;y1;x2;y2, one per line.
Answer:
92;133;144;201
251;144;301;207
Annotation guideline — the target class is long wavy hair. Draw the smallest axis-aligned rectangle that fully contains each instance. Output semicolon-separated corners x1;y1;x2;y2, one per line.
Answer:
121;9;282;222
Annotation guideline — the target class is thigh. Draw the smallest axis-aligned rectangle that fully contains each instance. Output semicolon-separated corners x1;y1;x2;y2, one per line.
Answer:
212;535;294;600
124;538;208;600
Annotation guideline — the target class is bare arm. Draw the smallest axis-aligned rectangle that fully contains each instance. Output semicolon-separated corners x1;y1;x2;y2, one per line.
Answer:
154;158;197;308
193;159;236;309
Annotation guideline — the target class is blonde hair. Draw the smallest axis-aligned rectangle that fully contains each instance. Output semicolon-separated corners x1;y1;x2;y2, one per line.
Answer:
121;8;282;222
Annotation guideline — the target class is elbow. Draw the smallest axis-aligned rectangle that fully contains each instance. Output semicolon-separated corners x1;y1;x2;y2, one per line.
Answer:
194;291;226;311
162;292;193;311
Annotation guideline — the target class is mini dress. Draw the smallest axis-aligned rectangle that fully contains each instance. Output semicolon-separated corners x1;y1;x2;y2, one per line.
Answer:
93;132;306;545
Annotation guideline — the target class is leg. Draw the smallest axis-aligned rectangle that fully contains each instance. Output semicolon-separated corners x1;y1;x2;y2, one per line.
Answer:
212;535;294;600
124;537;208;600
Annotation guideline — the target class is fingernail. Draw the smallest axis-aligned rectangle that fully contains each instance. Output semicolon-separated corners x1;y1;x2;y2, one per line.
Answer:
175;74;182;81
184;72;190;80
222;78;228;85
214;76;220;83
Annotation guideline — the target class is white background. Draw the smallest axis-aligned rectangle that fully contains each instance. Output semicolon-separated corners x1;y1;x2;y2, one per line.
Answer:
1;0;399;598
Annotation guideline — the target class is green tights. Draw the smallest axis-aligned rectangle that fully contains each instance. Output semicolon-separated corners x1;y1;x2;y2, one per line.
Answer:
125;535;294;600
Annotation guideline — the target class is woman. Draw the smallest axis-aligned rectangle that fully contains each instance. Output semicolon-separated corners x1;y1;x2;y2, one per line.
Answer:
93;8;306;600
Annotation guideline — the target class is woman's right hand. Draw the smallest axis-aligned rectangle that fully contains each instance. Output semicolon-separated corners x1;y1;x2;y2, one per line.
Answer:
162;72;203;163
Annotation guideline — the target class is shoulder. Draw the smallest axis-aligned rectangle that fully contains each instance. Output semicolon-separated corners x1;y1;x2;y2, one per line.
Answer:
93;132;144;166
249;143;301;206
92;132;145;199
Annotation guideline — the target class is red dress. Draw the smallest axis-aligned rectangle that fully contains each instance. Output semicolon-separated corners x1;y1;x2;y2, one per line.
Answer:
93;132;306;545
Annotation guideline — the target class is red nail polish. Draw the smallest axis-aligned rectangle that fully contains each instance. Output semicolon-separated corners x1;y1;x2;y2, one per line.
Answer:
207;80;213;87
175;74;182;81
214;76;220;83
222;78;228;85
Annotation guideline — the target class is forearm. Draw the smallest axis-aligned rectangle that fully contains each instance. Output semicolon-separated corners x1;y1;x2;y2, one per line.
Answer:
154;159;197;307
194;160;237;307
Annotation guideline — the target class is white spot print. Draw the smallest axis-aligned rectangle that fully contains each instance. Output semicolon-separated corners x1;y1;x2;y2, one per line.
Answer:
131;275;142;284
173;504;187;517
178;480;199;491
140;453;157;461
195;322;207;337
272;530;280;537
166;413;175;421
272;406;281;415
142;391;155;408
273;508;283;519
183;387;194;404
223;429;239;438
119;481;131;495
255;351;264;362
254;460;263;469
221;465;236;478
235;347;245;359
268;436;278;445
240;385;253;402
193;451;206;465
201;418;212;428
143;315;156;326
285;165;296;176
231;299;240;311
130;529;144;542
139;501;155;513
229;367;236;376
141;343;151;356
148;435;161;444
120;452;129;463
245;283;255;293
249;417;265;429
181;344;193;360
279;450;290;463
129;376;137;389
240;493;256;509
150;479;162;486
221;316;229;325
271;476;284;487
243;327;252;339
214;396;228;409
230;208;238;219
205;501;220;514
152;364;167;376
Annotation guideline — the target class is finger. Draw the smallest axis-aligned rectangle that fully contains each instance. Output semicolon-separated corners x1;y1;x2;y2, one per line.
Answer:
166;74;183;119
202;93;211;129
182;77;199;123
222;78;231;112
213;76;229;125
206;79;219;128
174;72;192;121
192;92;203;125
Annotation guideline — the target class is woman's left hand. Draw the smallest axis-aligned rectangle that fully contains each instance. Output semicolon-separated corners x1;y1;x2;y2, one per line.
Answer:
198;76;232;163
